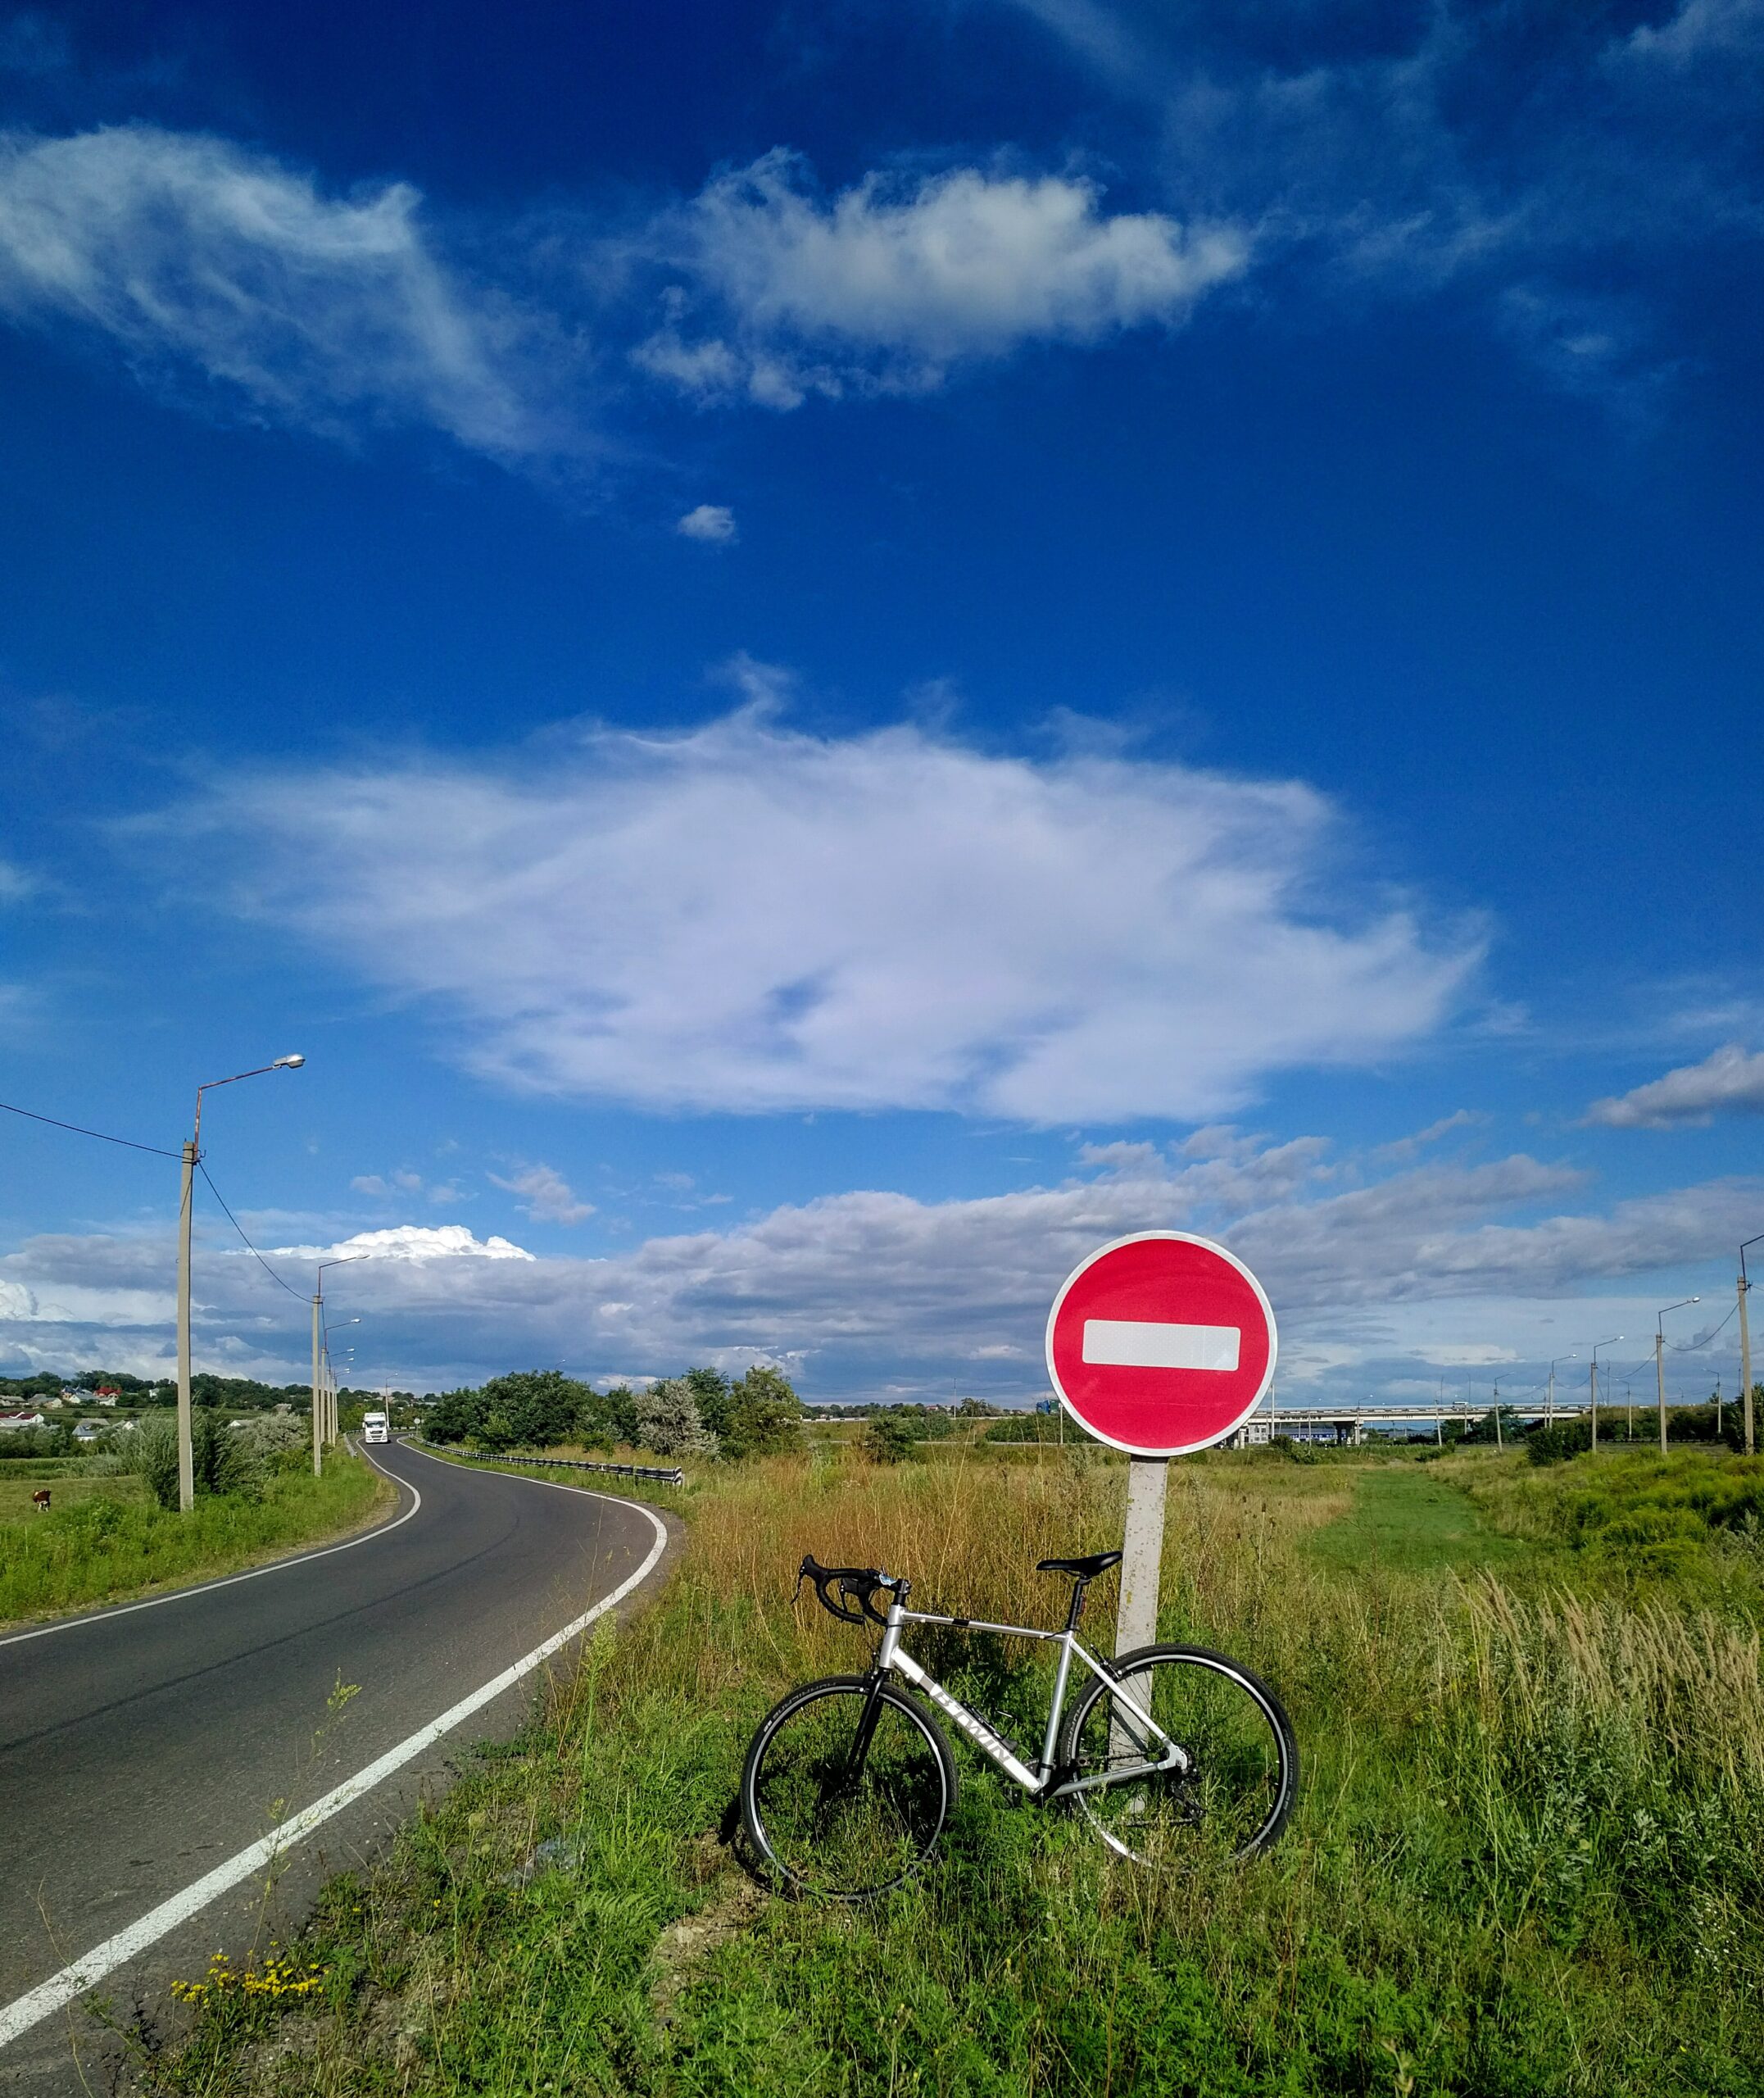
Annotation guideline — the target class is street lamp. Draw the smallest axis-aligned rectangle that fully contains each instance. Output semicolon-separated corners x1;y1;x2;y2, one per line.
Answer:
1655;1297;1700;1455
311;1258;365;1474
1739;1237;1764;1459
177;1056;305;1512
1547;1352;1577;1428
1589;1335;1623;1453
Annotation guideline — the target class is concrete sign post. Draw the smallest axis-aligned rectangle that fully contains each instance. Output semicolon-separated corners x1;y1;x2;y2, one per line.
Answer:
1045;1232;1277;1657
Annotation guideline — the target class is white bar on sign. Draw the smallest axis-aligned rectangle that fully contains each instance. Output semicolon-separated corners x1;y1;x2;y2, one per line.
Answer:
1082;1319;1241;1373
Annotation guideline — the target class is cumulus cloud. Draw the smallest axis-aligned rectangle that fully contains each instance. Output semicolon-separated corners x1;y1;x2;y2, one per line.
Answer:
635;153;1248;405
163;707;1473;1122
677;502;737;542
4;1143;1756;1405
262;1224;535;1261
487;1162;595;1225
0;125;550;454
1584;1044;1764;1128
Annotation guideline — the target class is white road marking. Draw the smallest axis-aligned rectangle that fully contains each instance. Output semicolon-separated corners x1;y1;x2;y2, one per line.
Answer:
1082;1319;1241;1373
0;1447;421;1651
0;1463;670;2051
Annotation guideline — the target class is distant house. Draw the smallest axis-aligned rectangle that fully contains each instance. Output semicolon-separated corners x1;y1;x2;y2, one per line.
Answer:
0;1410;47;1430
73;1420;106;1443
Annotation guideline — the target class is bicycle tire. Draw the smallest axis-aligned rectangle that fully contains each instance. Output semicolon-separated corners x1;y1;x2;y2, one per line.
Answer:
740;1674;957;1900
1056;1643;1297;1866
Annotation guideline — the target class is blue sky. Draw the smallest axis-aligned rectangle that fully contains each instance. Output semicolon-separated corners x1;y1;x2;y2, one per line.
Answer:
2;0;1762;1408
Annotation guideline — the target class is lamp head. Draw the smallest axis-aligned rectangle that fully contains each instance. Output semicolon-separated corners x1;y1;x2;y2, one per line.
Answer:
273;1054;305;1070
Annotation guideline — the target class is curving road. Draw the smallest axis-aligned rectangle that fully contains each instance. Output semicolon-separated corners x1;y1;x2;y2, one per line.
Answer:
0;1440;673;2091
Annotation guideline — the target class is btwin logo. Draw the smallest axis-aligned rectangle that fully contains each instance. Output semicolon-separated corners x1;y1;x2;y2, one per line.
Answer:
918;1675;1018;1765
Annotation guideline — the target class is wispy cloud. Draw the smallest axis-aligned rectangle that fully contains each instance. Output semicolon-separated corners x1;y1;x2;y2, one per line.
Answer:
162;704;1475;1122
999;0;1764;399
0;125;558;455
1585;1044;1764;1128
635;152;1248;406
487;1162;595;1224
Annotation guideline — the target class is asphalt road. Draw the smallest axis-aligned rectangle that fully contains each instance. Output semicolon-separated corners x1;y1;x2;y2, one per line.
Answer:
0;1440;673;2091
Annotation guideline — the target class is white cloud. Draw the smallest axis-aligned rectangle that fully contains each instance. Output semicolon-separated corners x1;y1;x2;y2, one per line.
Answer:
166;707;1474;1122
1585;1044;1764;1128
677;502;737;543
262;1224;535;1261
0;125;548;454
487;1162;595;1225
0;856;38;902
637;152;1248;405
4;1143;1755;1405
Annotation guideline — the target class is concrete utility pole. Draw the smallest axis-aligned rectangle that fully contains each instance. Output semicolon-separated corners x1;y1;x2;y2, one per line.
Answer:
311;1260;365;1471
1741;1237;1763;1460
1589;1336;1622;1455
1655;1297;1699;1455
1547;1352;1577;1431
176;1056;304;1513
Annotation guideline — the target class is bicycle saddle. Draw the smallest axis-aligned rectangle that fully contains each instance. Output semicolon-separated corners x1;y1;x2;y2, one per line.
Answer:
1036;1550;1122;1579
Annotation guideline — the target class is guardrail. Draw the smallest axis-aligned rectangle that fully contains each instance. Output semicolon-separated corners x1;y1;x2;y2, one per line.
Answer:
406;1436;684;1487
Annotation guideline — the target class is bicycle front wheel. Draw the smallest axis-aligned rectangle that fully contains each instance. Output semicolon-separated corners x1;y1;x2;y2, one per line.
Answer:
1057;1644;1297;1867
741;1674;956;1900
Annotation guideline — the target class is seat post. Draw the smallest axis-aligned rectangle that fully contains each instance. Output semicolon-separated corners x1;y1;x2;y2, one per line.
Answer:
1064;1579;1086;1633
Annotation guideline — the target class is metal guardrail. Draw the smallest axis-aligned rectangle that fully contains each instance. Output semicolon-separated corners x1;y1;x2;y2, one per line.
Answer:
407;1435;684;1487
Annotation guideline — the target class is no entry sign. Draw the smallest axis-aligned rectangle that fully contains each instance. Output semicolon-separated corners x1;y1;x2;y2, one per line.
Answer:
1045;1231;1277;1458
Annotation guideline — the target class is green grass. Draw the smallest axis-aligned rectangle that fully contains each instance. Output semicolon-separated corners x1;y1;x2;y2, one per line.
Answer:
0;1453;389;1626
132;1446;1764;2098
0;1468;147;1522
1307;1460;1528;1578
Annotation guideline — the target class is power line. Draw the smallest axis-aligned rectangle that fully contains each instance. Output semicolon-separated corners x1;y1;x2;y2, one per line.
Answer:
0;1097;180;1158
197;1160;306;1301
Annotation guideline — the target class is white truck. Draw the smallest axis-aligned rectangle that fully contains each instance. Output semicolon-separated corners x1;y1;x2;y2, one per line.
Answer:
362;1409;390;1446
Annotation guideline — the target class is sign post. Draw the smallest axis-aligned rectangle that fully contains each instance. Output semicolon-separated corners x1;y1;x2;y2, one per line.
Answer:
1045;1231;1277;1660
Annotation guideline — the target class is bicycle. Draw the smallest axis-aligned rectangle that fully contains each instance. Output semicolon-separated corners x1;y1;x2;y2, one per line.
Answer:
739;1549;1298;1900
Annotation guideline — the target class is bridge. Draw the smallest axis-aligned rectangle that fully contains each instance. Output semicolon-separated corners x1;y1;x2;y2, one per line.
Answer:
1238;1399;1716;1446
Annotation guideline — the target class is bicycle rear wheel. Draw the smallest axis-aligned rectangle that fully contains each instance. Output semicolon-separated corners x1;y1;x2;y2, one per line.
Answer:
741;1674;956;1900
1057;1644;1297;1866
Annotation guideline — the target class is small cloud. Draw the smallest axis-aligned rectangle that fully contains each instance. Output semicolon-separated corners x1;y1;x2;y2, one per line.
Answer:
654;1170;696;1192
1585;1044;1764;1128
1373;1108;1485;1163
488;1161;595;1225
350;1174;392;1197
677;502;737;543
0;858;37;902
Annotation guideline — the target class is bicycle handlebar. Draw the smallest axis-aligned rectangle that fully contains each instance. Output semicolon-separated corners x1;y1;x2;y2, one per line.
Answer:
797;1553;898;1628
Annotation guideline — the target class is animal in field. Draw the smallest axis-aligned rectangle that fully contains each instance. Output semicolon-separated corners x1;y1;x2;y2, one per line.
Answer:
31;1487;52;1512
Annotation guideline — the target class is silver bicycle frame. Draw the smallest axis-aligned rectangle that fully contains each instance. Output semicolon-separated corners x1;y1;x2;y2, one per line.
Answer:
874;1593;1188;1798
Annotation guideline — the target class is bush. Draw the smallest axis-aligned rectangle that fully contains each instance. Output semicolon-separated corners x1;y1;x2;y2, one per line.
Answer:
634;1378;719;1457
121;1410;263;1508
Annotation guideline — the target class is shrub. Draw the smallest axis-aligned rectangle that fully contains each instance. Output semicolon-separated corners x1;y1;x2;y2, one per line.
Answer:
634;1378;719;1457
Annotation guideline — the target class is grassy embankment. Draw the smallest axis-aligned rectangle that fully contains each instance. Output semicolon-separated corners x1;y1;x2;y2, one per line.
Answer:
0;1450;389;1626
140;1442;1763;2096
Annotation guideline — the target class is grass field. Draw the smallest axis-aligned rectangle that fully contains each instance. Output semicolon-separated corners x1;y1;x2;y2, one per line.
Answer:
135;1443;1764;2097
0;1451;390;1627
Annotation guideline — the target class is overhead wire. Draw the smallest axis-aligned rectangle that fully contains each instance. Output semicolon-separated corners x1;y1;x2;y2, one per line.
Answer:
197;1160;307;1302
0;1097;181;1158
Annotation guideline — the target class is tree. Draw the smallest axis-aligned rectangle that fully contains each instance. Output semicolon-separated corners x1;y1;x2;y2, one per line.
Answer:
720;1365;805;1459
582;1383;641;1449
864;1410;923;1464
683;1367;732;1442
634;1378;718;1458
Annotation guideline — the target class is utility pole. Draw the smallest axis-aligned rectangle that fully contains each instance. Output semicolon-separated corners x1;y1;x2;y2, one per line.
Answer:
176;1139;197;1512
175;1056;304;1513
1740;1237;1762;1460
1653;1300;1698;1455
311;1289;323;1477
1589;1336;1623;1455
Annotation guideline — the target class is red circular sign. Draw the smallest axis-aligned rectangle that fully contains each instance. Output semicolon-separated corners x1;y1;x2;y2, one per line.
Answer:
1045;1232;1277;1458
